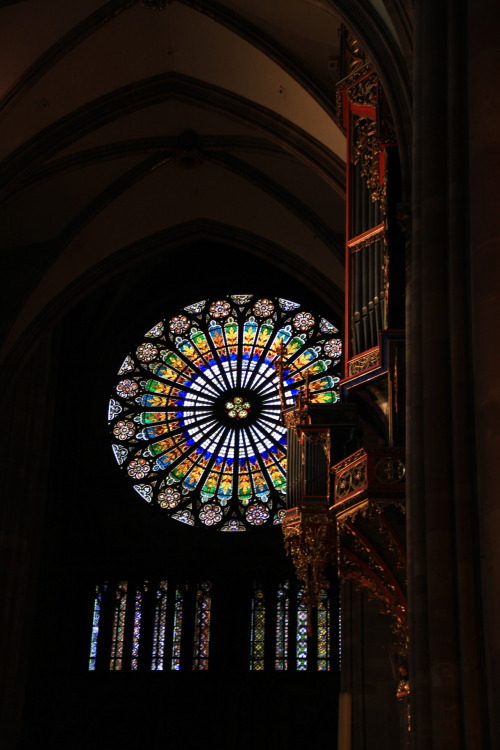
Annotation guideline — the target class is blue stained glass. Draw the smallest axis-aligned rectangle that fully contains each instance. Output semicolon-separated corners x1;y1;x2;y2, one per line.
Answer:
184;300;206;314
89;584;105;671
320;317;338;333
112;444;128;465
108;399;122;421
145;321;164;337
151;581;168;670
131;587;144;670
118;355;134;374
296;588;308;671
275;581;290;670
172;509;195;526
110;295;341;530
133;484;153;503
171;587;184;670
278;298;301;311
220;518;246;532
273;508;286;525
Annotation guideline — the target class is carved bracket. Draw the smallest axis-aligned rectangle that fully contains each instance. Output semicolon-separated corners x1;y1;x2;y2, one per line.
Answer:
282;504;336;627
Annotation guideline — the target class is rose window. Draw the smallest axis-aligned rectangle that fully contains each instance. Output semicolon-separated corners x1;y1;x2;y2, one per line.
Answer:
109;295;341;531
225;396;251;419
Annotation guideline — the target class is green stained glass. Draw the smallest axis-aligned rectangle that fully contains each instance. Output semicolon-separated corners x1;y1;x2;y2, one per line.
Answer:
88;580;334;673
109;295;341;530
250;586;266;671
310;389;340;404
317;589;331;671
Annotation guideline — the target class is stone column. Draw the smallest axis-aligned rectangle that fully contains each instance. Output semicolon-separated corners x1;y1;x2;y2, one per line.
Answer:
408;1;489;748
340;582;401;750
468;1;500;747
0;339;55;749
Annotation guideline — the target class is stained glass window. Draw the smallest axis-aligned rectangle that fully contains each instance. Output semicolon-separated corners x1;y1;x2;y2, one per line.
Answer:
109;294;341;530
296;589;308;671
88;583;105;671
171;586;184;670
250;581;334;671
151;581;168;670
275;581;290;670
88;579;334;672
131;584;145;670
193;582;212;670
90;580;213;671
250;585;266;670
317;588;331;671
110;581;128;670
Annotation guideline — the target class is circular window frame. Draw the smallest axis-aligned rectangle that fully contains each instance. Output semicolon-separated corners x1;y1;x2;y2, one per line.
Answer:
108;294;341;531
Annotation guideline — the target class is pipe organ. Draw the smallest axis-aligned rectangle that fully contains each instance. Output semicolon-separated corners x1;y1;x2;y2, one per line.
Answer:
282;30;408;708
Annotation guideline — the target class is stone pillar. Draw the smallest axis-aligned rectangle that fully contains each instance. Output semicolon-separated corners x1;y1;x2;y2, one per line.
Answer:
0;339;55;749
468;1;500;747
409;1;490;747
340;582;401;750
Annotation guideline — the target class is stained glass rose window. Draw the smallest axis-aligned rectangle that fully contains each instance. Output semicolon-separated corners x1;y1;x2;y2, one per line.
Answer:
109;295;341;530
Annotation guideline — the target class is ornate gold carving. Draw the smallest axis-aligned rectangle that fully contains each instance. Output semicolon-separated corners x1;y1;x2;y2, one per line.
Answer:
337;502;407;648
335;62;374;128
332;448;407;648
348;224;385;253
382;233;389;329
332;448;406;508
335;458;367;499
396;674;410;700
375;458;405;484
282;506;335;625
352;115;386;204
353;117;378;168
348;348;380;376
332;448;367;474
340;27;367;77
347;74;378;107
283;410;303;429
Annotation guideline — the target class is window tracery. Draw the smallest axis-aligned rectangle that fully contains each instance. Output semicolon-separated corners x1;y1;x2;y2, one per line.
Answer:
89;580;335;672
109;294;341;530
